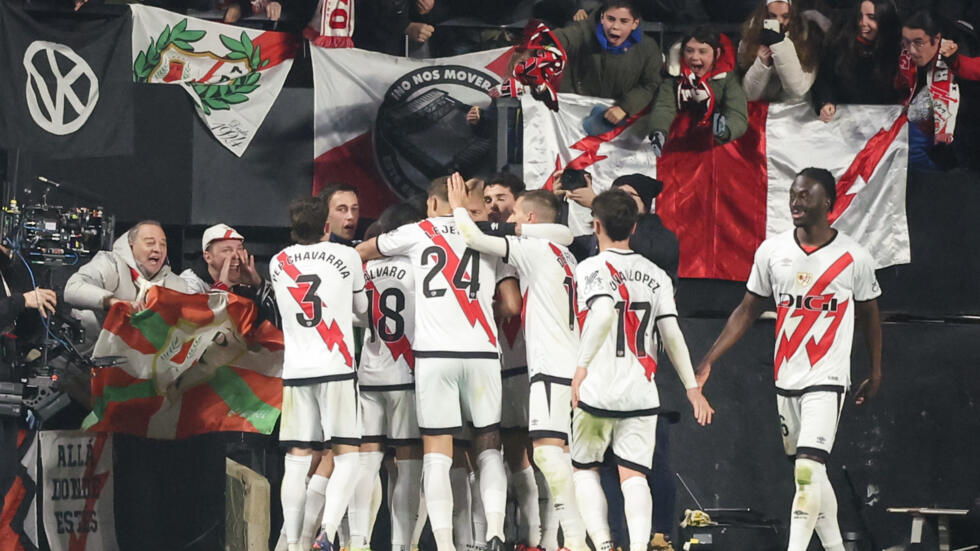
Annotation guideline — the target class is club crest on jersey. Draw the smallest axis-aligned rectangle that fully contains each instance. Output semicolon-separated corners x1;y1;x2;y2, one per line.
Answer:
796;272;813;287
778;293;839;312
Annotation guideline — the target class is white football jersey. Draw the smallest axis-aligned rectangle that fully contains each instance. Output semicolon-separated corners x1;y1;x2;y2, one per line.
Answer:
270;242;365;381
377;216;504;356
747;230;880;391
359;257;416;387
504;235;580;379
576;248;676;413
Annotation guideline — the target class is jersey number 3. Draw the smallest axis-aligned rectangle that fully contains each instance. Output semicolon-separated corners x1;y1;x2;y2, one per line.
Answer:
295;274;323;327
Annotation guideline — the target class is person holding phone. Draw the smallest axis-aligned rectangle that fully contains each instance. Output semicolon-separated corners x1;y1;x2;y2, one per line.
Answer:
738;0;823;103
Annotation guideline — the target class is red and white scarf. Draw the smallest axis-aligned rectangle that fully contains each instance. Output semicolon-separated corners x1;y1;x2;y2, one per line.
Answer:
897;49;960;144
310;0;354;48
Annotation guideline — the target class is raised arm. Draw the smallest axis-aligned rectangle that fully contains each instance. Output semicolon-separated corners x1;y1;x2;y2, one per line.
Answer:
695;291;768;388
853;298;882;405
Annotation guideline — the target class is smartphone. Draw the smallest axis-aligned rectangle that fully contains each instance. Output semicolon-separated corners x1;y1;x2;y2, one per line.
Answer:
560;168;588;191
763;18;781;33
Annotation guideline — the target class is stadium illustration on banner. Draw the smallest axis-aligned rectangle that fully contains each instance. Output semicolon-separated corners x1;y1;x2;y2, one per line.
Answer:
373;65;501;199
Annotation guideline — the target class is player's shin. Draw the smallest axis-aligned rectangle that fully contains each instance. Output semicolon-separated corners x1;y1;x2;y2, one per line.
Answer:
470;471;488;549
533;446;586;551
573;469;614;551
451;465;474;548
535;467;559;551
282;454;314;544
392;459;423;551
322;451;362;541
477;448;509;541
620;476;652;551
350;451;385;549
512;466;542;546
814;473;844;551
787;458;825;551
424;453;457;551
302;474;330;546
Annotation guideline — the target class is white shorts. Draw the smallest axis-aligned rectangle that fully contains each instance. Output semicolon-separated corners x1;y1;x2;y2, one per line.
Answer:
571;407;657;475
280;376;360;449
360;387;421;445
528;375;572;442
415;354;502;434
501;368;529;430
776;385;845;462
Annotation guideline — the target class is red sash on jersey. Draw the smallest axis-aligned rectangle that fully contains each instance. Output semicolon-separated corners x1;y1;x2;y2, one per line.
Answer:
605;262;657;381
773;252;852;379
417;220;496;346
365;277;415;372
548;243;581;332
275;251;353;367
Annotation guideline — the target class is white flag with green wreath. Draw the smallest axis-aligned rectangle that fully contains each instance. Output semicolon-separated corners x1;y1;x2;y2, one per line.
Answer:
131;5;298;156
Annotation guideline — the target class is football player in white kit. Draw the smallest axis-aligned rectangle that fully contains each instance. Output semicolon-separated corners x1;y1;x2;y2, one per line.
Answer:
349;204;427;551
571;190;713;551
270;197;368;551
696;168;883;551
447;177;590;551
357;176;522;551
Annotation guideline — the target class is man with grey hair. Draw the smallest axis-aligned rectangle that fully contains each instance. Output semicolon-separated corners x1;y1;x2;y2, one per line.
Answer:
65;220;188;341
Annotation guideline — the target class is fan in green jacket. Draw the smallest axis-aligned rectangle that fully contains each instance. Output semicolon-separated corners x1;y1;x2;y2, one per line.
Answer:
646;25;748;156
552;0;663;125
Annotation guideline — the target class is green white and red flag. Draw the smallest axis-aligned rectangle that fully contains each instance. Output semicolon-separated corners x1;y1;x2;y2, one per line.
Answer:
85;286;284;439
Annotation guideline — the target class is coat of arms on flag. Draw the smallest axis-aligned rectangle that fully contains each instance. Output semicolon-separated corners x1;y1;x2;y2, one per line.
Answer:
131;5;298;156
85;287;284;439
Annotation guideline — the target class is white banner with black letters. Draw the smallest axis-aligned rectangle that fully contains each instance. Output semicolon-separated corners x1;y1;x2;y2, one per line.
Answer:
39;431;117;551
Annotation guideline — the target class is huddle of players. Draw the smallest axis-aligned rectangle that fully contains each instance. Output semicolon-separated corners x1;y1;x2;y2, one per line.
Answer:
270;165;882;551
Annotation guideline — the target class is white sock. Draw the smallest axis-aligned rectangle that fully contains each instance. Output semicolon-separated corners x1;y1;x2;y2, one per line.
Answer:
301;474;329;544
451;467;474;547
469;471;487;547
476;449;508;542
369;473;384;538
282;454;313;544
412;493;428;548
621;477;652;551
815;472;845;551
350;451;385;548
533;447;586;551
535;468;558;551
573;469;613;551
392;459;423;551
511;466;542;546
787;458;825;551
423;453;456;551
321;452;361;541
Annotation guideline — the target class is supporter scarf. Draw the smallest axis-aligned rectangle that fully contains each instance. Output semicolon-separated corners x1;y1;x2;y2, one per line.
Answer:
491;20;567;111
897;49;960;143
676;33;735;127
594;24;641;54
318;0;354;48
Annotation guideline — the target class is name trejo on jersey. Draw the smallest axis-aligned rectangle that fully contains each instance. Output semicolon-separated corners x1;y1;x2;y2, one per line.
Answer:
778;293;840;312
609;269;661;294
366;264;408;281
280;251;351;278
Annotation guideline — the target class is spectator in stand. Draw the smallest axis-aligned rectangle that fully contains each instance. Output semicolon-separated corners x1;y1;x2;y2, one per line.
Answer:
354;0;438;55
738;0;823;103
647;26;748;156
552;0;663;128
898;9;980;170
812;0;904;122
222;0;282;25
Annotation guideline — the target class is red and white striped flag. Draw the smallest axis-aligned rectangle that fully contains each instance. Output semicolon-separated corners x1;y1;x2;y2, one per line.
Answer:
523;98;909;280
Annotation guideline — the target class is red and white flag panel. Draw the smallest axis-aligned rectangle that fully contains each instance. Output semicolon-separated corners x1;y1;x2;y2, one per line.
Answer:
523;97;909;280
311;47;513;217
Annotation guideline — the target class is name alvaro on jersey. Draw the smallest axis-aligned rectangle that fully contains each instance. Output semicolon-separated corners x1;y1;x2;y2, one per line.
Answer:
366;264;409;281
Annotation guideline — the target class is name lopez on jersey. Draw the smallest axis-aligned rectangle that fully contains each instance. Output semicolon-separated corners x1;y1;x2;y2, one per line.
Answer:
278;250;352;279
608;269;661;294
